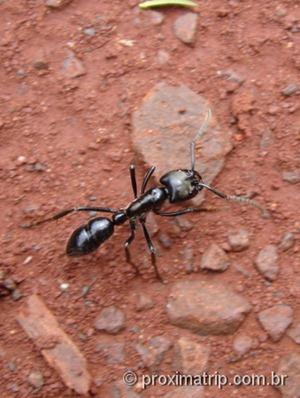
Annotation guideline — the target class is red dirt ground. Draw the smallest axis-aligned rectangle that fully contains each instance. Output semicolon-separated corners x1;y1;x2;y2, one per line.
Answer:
0;1;299;397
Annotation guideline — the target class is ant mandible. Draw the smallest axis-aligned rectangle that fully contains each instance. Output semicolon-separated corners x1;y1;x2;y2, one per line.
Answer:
30;109;265;281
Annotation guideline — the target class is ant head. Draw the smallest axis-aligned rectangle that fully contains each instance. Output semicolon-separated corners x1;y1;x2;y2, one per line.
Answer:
160;169;203;203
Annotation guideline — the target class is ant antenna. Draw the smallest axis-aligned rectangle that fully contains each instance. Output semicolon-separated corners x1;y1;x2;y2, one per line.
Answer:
191;108;212;171
198;182;269;216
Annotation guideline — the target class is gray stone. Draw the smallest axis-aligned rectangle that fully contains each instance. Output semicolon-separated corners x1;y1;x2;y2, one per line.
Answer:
173;336;210;374
258;304;293;342
217;69;245;85
94;306;125;334
201;243;230;271
95;339;125;364
28;371;44;389
132;83;232;206
83;27;96;37
165;386;204;398
233;334;254;357
259;129;274;153
182;245;196;273
166;280;251;335
276;353;300;398
173;12;198;44
156;49;170;65
135;336;172;370
148;10;165;25
228;229;250;252
282;83;300;96
174;216;193;232
279;232;295;252
12;289;22;301
32;50;49;70
158;232;173;249
135;293;154;312
282;169;300;184
45;0;72;8
254;244;279;281
287;322;300;344
62;51;86;78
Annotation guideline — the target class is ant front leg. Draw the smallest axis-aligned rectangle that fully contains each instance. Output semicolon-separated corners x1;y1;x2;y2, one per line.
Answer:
154;207;215;217
124;219;140;276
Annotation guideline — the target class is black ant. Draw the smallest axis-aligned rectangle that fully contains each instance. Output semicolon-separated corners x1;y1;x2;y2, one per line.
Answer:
29;110;266;281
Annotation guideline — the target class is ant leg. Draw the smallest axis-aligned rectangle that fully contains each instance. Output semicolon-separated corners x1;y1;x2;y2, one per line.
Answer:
141;166;156;194
190;141;196;171
129;165;137;198
124;219;140;275
28;206;118;227
155;207;215;217
139;218;163;282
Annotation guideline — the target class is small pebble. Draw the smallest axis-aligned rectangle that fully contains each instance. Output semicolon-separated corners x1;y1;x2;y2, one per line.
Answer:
12;289;22;301
279;232;295;251
228;229;250;252
282;83;300;97
23;256;33;265
201;243;230;272
16;156;27;165
158;232;173;249
173;12;198;45
135;293;154;312
60;283;69;291
148;10;165;26
156;50;170;65
254;244;279;281
62;51;86;78
45;0;72;8
282;169;300;184
174;217;193;232
233;334;253;357
28;371;44;389
83;27;96;37
182;245;195;273
94;306;125;334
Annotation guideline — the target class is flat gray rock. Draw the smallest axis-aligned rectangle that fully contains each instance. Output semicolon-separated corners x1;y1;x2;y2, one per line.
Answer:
201;243;230;272
227;229;250;252
132;82;232;205
166;280;251;335
232;334;255;357
254;244;279;281
173;12;198;44
258;304;293;342
94;306;126;334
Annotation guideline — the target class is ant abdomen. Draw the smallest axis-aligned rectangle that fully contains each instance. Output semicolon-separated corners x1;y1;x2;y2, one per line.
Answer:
66;217;114;256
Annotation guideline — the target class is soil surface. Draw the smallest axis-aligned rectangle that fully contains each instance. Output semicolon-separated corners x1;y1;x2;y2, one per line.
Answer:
0;1;299;397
